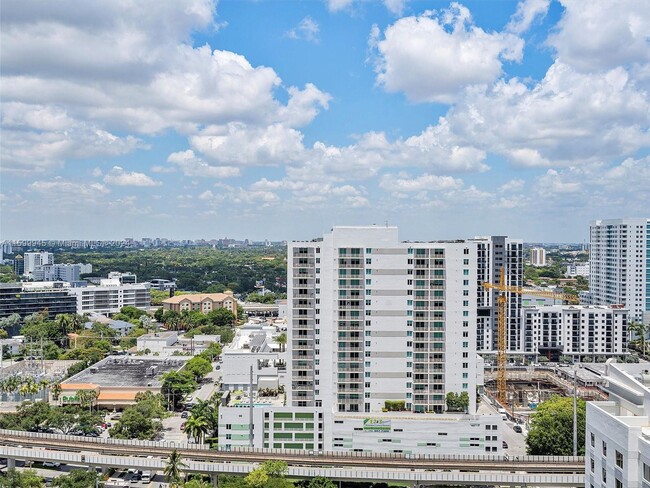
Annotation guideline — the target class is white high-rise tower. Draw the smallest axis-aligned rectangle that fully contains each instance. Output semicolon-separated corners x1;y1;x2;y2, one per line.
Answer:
588;218;650;323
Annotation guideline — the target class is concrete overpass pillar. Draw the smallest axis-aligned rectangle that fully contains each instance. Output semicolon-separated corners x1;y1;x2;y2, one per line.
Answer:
6;458;15;469
211;472;218;487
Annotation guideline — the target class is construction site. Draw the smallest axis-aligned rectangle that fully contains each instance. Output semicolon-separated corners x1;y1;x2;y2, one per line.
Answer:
483;364;607;422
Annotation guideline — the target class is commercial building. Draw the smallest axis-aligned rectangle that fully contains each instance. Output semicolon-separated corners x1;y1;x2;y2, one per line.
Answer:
0;282;77;319
470;236;524;354
23;251;53;277
67;279;151;315
59;356;188;409
162;292;237;318
32;263;93;282
586;218;650;324
520;305;628;361
585;361;650;488
530;247;547;267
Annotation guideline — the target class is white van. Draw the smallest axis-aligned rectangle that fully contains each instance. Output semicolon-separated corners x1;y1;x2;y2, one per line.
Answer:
141;471;152;483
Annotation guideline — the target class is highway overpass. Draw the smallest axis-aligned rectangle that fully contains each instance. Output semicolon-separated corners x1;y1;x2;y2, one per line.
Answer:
0;429;585;487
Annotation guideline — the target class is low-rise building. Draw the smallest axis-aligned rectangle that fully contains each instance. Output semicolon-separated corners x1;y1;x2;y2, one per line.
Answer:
32;263;93;282
566;262;590;278
0;282;77;320
67;279;151;315
136;331;179;354
162;292;237;318
59;356;188;409
521;305;628;361
136;331;221;356
586;361;650;488
221;322;285;392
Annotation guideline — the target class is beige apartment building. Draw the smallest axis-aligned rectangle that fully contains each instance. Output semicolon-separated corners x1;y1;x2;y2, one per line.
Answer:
162;292;237;318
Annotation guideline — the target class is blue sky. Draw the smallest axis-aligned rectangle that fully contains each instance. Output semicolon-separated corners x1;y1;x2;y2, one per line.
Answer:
1;0;648;242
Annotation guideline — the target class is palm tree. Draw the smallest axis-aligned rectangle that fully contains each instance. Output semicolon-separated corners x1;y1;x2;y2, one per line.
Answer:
55;314;73;336
164;449;187;487
629;321;648;356
276;332;287;352
77;389;98;412
51;382;62;401
183;415;209;444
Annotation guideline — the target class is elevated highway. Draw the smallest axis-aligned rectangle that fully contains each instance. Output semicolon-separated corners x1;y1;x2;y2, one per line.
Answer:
0;429;585;487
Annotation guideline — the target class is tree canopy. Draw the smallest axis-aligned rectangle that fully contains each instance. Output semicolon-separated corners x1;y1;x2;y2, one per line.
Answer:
526;395;586;455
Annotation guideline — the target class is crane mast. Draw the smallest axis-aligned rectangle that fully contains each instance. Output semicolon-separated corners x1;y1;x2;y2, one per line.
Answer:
483;267;579;408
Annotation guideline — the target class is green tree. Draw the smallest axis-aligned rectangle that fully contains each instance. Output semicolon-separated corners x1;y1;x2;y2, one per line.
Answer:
53;469;103;487
0;468;43;488
307;477;336;488
76;389;98;412
245;460;291;488
445;392;469;412
162;370;198;409
164;449;187;488
206;307;236;327
183;479;212;488
276;333;287;352
199;341;222;362
526;396;586;455
191;399;219;430
183;414;209;443
185;356;213;382
629;321;648;355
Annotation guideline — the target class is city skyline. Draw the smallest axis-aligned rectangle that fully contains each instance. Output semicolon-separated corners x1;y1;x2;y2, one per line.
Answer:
1;0;649;242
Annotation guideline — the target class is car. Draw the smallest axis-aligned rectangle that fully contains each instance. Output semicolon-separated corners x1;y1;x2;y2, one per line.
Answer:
513;425;523;433
130;473;141;483
181;411;189;419
43;462;61;468
180;422;186;430
502;441;509;449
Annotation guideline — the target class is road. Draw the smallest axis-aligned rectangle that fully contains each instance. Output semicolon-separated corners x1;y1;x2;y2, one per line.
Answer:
0;428;583;474
160;369;222;444
477;395;527;456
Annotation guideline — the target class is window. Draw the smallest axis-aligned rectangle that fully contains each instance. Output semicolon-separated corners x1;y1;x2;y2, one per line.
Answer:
602;440;607;456
615;450;623;469
590;432;595;447
644;462;650;482
602;467;606;482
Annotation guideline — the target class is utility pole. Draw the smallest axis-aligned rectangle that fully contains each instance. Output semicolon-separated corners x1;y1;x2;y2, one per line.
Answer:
573;369;578;456
249;365;254;448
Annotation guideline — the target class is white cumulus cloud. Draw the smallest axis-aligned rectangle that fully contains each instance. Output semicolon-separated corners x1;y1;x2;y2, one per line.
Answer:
371;3;524;103
103;166;161;187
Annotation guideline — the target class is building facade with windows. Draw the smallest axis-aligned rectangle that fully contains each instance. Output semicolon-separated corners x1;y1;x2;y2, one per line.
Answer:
32;263;93;282
67;279;151;315
0;282;77;319
218;226;503;455
162;292;237;318
530;247;547;267
586;361;650;488
288;226;479;416
587;218;650;324
470;236;524;354
521;305;628;361
22;251;54;277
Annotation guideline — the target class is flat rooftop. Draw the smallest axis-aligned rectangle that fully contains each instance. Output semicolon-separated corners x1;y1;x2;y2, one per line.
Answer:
63;357;187;388
138;331;177;341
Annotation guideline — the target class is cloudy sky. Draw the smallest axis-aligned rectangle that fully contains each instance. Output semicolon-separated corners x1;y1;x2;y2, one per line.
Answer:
1;0;649;243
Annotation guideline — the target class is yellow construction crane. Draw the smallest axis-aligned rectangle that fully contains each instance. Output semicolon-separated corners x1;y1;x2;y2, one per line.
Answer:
483;268;579;406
